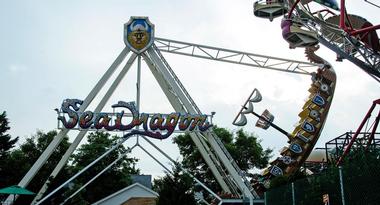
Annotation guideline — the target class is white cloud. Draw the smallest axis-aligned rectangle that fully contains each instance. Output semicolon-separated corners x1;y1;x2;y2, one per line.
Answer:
8;64;28;73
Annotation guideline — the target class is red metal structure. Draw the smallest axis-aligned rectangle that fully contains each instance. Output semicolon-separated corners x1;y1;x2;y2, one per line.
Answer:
336;99;380;165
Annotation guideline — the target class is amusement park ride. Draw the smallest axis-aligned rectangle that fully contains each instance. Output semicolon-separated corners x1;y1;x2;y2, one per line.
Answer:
8;1;379;205
254;0;380;82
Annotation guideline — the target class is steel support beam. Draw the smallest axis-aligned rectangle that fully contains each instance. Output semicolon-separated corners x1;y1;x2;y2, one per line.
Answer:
9;47;130;204
142;51;233;193
145;46;258;198
205;131;259;198
60;144;137;205
35;135;134;205
140;135;223;204
155;37;319;75
32;53;137;204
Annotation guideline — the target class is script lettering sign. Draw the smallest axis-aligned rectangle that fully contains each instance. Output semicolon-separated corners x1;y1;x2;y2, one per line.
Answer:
57;99;212;140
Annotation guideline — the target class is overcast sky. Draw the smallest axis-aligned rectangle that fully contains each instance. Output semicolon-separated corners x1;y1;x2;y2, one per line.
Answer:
0;1;379;177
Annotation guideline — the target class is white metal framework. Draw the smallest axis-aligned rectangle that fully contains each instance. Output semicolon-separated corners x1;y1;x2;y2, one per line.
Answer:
13;19;319;204
11;47;131;204
155;37;320;75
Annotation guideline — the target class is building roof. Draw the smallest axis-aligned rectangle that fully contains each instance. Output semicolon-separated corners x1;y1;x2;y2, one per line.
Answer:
92;183;158;205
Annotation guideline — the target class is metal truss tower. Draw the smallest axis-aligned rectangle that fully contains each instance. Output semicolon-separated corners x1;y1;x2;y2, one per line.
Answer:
11;16;321;204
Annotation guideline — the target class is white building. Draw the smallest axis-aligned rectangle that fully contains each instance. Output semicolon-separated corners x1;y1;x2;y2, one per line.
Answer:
92;183;158;205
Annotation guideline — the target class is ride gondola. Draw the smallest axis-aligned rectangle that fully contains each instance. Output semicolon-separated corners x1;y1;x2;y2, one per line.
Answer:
281;18;319;48
254;0;288;21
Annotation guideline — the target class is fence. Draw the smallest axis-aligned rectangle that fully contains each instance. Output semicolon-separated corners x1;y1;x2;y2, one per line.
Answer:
265;150;380;205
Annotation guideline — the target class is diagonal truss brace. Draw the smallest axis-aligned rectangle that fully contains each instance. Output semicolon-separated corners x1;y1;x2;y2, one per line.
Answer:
155;37;320;75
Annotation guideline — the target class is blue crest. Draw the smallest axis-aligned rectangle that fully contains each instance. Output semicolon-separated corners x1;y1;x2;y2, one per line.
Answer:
270;165;283;176
289;143;303;154
312;94;325;107
302;121;315;133
124;16;155;54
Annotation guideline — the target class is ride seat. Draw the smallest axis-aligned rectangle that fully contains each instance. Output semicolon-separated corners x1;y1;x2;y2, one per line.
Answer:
254;0;287;22
281;18;319;48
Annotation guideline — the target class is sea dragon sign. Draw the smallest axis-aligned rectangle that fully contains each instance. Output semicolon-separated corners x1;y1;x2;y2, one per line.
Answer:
57;99;212;139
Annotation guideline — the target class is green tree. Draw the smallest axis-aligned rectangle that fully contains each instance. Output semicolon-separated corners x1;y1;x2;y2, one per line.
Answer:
0;111;18;160
230;129;272;170
0;111;19;203
266;148;380;205
0;111;18;158
173;126;272;191
0;111;19;185
153;163;196;205
153;126;272;204
2;130;71;205
65;132;139;204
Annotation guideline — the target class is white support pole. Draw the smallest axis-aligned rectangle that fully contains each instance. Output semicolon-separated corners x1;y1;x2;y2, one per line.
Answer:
60;144;137;205
339;166;346;205
147;47;254;197
205;131;257;199
136;55;142;111
142;53;232;193
10;47;130;204
138;144;173;174
140;136;223;204
150;47;249;194
292;182;295;205
31;52;137;204
34;134;133;205
146;47;195;113
264;192;267;205
141;52;185;112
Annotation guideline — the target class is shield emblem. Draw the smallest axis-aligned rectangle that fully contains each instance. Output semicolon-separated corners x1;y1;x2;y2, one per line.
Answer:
289;143;303;154
124;16;155;54
270;165;283;176
302;121;315;133
312;94;325;107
